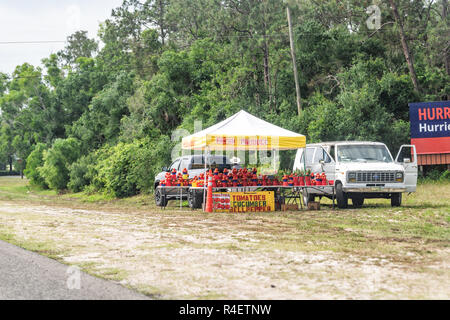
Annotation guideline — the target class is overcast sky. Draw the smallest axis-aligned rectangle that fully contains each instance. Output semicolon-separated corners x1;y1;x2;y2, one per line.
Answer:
0;0;124;75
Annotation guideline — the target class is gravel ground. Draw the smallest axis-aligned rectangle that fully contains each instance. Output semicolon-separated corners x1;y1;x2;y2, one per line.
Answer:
0;201;448;299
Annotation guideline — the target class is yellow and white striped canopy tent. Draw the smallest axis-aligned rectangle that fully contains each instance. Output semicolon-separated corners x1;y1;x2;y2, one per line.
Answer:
182;110;306;151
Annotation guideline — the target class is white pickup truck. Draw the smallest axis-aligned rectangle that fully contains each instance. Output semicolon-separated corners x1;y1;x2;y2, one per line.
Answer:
293;141;418;208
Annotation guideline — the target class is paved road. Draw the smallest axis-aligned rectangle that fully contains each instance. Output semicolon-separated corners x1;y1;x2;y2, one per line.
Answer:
0;240;149;300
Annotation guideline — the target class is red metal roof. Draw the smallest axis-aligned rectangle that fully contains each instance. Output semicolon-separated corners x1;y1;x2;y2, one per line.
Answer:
417;153;450;165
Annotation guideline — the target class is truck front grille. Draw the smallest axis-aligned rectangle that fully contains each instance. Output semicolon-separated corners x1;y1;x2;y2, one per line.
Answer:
356;171;396;183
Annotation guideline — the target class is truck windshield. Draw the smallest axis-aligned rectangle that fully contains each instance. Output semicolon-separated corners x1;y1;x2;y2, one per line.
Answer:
190;155;232;170
336;145;393;163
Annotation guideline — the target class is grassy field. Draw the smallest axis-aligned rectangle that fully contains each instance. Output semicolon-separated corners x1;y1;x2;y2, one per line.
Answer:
0;176;448;299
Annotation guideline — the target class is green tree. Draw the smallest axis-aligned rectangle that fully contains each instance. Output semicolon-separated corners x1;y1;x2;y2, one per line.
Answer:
39;138;81;190
24;143;48;187
57;31;98;68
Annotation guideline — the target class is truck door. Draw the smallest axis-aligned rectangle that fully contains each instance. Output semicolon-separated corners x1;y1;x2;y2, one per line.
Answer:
395;145;418;192
313;147;336;181
169;159;181;172
294;147;316;172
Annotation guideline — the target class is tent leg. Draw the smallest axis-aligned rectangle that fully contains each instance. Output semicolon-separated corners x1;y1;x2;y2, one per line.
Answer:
303;147;306;172
202;147;209;211
272;148;276;174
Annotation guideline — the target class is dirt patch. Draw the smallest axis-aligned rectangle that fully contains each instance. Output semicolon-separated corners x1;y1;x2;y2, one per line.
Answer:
0;201;449;299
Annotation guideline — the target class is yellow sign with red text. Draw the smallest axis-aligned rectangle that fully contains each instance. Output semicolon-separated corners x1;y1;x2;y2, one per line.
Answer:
212;191;275;212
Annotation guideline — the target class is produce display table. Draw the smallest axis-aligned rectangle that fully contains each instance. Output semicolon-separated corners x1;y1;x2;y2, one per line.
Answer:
156;185;335;211
178;110;309;212
157;186;190;210
301;185;336;209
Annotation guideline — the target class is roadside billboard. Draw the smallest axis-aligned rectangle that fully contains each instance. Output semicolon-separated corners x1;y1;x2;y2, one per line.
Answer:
409;101;450;154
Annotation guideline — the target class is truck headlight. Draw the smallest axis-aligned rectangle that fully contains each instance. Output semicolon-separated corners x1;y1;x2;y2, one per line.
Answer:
348;172;356;183
395;172;404;182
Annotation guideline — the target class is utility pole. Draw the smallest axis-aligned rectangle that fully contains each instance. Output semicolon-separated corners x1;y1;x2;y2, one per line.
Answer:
286;5;302;115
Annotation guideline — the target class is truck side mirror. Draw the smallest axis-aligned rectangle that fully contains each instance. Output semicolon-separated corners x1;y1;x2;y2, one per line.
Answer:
162;166;168;172
403;158;411;163
319;160;325;165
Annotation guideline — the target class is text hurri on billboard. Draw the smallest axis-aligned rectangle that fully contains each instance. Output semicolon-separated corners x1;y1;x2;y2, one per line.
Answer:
409;101;450;154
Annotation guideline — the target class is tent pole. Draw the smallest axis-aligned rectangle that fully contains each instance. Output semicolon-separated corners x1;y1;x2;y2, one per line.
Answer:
272;148;276;175
303;147;306;172
202;146;209;211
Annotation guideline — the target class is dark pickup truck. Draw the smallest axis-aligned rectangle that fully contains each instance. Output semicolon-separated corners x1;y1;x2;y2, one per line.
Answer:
154;155;238;208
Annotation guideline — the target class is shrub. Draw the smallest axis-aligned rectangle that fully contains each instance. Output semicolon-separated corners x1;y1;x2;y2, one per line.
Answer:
418;167;450;183
68;152;98;192
39;138;81;190
96;136;172;198
441;170;450;181
96;142;137;197
24;143;48;188
426;168;443;181
131;135;173;192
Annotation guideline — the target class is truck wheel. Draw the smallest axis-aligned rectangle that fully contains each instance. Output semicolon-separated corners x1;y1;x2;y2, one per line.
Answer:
352;194;364;208
336;182;348;209
188;190;203;209
155;188;167;207
391;193;402;207
302;191;315;206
